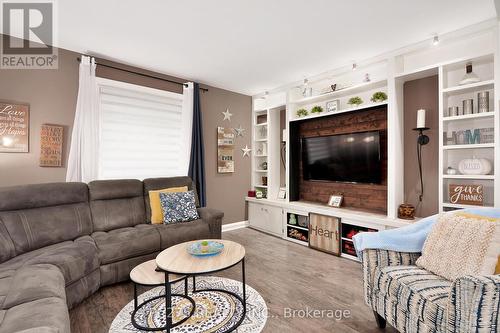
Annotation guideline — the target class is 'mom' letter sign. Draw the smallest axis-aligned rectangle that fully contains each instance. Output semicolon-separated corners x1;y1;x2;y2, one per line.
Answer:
0;101;29;153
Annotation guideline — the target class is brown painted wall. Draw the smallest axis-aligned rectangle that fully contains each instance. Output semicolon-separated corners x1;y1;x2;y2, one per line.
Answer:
0;38;252;224
403;76;439;217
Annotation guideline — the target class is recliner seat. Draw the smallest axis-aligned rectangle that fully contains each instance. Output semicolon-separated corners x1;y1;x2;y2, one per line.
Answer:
0;177;223;333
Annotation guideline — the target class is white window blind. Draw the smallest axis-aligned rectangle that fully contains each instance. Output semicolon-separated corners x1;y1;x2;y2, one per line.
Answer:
98;79;186;180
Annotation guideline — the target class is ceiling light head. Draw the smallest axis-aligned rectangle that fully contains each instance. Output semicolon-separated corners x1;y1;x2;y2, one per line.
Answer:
303;78;308;86
432;35;439;46
352;62;357;71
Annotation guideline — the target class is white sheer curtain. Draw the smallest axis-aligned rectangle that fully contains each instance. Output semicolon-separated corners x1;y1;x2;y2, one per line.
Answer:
181;82;194;175
66;55;100;182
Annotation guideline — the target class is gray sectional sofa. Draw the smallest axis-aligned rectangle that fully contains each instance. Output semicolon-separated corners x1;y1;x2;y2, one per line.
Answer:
0;177;223;333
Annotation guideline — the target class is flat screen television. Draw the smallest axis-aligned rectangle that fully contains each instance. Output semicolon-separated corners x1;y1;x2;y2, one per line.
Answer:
302;130;381;184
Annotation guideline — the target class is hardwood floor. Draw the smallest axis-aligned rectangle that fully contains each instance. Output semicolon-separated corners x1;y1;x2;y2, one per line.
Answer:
70;228;396;332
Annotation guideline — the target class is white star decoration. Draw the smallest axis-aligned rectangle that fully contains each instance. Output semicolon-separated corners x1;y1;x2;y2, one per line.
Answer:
233;125;245;137
222;108;232;121
242;145;251;157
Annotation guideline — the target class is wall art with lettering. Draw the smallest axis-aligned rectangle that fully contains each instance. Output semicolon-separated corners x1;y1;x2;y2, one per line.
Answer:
40;124;64;167
217;127;235;173
0;101;29;152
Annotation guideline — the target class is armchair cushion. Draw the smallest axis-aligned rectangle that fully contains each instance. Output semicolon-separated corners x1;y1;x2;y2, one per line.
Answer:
373;265;450;331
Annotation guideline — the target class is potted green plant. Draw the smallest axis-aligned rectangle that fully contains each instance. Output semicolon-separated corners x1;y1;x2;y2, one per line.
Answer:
296;108;308;117
311;105;323;114
371;91;388;103
348;96;363;107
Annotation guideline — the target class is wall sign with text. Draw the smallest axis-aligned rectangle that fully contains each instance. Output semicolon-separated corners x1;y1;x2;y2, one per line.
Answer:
217;127;235;173
40;124;63;167
0;101;29;153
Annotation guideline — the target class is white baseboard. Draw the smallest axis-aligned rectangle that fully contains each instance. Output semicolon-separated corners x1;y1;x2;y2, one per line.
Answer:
222;220;249;232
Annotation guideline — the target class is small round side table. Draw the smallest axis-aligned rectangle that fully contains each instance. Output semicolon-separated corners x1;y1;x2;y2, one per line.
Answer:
129;259;195;331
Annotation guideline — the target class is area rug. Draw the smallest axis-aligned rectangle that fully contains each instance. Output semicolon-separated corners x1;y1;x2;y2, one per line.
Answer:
109;276;267;333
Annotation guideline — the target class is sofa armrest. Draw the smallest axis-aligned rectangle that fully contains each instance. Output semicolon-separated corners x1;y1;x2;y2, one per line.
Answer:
197;207;223;239
448;275;500;333
361;249;421;306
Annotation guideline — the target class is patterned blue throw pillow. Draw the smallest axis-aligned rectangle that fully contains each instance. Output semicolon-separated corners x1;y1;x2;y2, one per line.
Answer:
159;190;199;224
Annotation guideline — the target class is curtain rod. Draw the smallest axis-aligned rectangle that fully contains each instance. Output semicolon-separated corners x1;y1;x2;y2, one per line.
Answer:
76;57;208;92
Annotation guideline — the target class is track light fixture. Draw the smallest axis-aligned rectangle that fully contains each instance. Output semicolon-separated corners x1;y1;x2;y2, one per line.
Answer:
352;62;357;71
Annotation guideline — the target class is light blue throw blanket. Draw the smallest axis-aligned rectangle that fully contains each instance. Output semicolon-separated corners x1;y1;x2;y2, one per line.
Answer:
352;207;500;257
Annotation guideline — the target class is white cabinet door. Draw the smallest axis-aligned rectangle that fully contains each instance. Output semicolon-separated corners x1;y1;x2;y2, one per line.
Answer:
248;202;283;237
266;205;284;236
248;202;267;230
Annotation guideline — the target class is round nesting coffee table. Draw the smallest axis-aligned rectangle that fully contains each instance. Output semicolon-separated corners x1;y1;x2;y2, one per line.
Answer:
156;239;246;333
129;259;195;331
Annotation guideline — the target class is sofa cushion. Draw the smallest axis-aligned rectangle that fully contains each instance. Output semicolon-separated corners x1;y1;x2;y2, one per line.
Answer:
92;224;161;265
0;297;69;333
0;264;66;310
0;182;88;211
143;177;200;223
89;179;146;232
149;186;188;224
155;219;210;250
0;237;99;287
159;191;199;224
373;265;450;331
0;183;92;262
0;204;93;261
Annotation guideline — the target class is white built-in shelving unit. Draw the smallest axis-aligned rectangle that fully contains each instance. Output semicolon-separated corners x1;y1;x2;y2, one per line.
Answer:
247;19;500;258
438;54;497;211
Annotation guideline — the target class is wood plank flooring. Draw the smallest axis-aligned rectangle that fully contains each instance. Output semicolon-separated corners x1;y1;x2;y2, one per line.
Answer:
70;228;396;332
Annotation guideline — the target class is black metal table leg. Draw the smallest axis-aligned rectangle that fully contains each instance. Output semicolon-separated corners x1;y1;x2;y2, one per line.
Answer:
192;275;196;292
242;258;246;314
134;283;138;310
184;277;188;296
165;272;172;333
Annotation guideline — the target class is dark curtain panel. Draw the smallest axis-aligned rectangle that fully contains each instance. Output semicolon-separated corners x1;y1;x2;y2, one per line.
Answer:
188;82;206;206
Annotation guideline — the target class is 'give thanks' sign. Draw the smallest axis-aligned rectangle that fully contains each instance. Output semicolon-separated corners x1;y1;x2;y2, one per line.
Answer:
0;101;29;153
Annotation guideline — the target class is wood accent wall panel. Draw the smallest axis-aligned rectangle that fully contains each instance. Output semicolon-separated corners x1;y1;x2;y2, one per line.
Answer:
298;106;388;214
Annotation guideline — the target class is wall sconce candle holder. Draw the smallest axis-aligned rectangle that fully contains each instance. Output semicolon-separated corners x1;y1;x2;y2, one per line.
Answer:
412;127;430;202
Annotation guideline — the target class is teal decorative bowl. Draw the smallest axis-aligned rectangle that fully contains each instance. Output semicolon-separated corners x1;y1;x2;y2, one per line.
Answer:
187;241;224;257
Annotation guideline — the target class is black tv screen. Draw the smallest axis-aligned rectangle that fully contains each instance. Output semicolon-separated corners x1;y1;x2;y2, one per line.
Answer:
302;131;381;184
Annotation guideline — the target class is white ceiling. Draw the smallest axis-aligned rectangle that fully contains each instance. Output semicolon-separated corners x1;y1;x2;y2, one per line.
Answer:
23;1;500;94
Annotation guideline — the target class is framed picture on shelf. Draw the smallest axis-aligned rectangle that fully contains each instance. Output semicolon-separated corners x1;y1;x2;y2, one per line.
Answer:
326;99;340;113
327;194;343;207
449;184;483;206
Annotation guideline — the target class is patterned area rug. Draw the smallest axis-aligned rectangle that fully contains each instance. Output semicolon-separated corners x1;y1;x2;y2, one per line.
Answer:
110;276;267;333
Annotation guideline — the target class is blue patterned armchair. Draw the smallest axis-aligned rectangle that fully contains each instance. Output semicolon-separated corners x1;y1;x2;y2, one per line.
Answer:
362;249;500;333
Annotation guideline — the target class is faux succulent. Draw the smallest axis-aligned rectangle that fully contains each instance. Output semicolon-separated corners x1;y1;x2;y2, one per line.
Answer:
296;108;308;117
348;96;363;106
371;91;387;102
311;105;324;114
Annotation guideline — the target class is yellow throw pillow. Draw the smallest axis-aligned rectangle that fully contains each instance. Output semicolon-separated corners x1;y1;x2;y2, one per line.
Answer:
149;186;188;224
